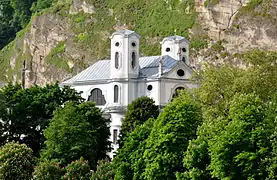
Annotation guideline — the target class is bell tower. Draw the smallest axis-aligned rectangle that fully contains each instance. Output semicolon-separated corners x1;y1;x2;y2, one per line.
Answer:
110;29;141;79
161;36;190;65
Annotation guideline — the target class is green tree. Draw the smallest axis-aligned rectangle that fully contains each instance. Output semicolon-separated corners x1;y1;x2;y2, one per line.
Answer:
178;49;277;179
265;94;277;178
91;160;115;180
142;92;202;179
197;49;277;120
238;49;277;101
33;159;64;180
120;96;159;141
63;157;91;180
41;101;111;169
178;94;276;180
10;0;36;28
208;94;271;179
0;83;83;156
176;135;213;180
0;0;17;49
0;142;36;180
113;118;155;180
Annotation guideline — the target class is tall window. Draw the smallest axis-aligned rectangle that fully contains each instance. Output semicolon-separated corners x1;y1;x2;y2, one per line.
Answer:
114;85;119;103
115;52;119;69
113;129;118;144
131;52;136;68
88;88;106;105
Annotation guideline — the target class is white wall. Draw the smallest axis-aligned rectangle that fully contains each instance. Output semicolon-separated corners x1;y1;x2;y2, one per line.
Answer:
161;39;189;64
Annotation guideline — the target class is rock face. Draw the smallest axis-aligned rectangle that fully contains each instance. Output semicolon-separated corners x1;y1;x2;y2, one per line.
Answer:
1;0;277;86
195;0;277;52
24;14;71;86
70;0;96;14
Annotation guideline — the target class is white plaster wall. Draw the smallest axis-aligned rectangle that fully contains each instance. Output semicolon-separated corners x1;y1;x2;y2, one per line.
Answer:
111;35;125;78
136;80;161;105
107;112;124;158
121;82;129;106
145;81;160;105
137;80;147;97
164;64;193;80
161;40;189;63
110;34;140;79
107;82;123;106
128;37;140;78
70;84;109;103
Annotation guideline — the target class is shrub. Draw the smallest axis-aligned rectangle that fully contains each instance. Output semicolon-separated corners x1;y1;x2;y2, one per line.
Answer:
33;159;64;180
91;160;115;180
63;157;92;180
0;142;36;180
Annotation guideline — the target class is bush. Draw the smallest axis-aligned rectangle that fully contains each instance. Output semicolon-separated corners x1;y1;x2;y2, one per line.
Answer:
63;157;91;180
33;159;64;180
91;160;115;180
0;142;36;180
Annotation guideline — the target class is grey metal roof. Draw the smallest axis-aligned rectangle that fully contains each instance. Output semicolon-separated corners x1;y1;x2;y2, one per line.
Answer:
162;35;190;44
139;56;178;78
62;55;180;85
110;29;141;39
62;60;110;84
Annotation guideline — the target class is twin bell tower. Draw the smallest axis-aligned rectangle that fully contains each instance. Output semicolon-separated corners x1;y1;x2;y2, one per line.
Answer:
110;29;189;79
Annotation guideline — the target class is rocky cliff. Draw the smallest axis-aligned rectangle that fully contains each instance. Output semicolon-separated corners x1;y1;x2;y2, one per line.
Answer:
0;0;276;86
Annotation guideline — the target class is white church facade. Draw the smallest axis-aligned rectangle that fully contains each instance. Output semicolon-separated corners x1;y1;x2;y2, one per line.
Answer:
61;29;196;158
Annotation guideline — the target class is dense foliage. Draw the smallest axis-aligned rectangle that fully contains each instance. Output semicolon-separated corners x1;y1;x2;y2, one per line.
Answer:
0;83;82;156
32;159;64;180
0;0;55;49
175;49;277;180
91;160;115;180
63;157;92;180
0;142;35;180
142;92;202;179
120;96;159;143
113;118;155;180
114;92;202;179
33;160;64;180
41;101;111;169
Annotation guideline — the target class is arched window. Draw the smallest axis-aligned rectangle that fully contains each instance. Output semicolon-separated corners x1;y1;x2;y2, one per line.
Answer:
88;88;106;105
131;52;136;68
172;87;185;100
114;85;119;103
115;52;119;69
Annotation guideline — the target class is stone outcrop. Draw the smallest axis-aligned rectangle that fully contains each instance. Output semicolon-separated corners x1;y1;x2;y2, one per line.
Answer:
22;14;71;87
195;0;277;52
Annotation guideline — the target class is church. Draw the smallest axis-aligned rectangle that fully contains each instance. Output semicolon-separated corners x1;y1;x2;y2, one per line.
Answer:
61;29;196;158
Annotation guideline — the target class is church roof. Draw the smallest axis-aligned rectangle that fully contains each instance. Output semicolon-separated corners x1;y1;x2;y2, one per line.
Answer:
110;29;141;39
62;55;181;85
162;35;190;44
139;56;178;78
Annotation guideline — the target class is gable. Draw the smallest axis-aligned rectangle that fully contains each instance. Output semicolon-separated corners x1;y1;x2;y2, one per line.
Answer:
162;61;193;80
